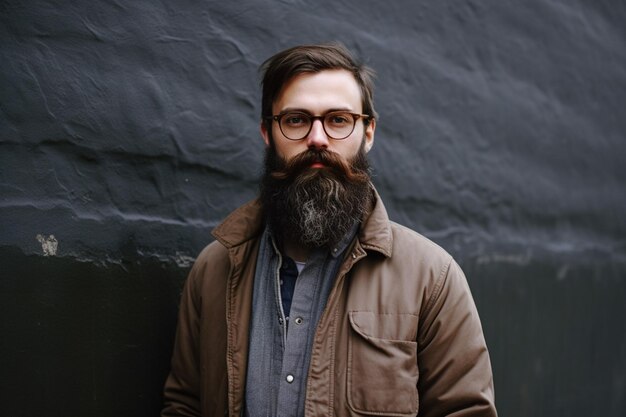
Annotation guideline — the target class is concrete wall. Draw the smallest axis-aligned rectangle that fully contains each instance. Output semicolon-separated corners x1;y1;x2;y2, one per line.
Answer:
1;1;625;415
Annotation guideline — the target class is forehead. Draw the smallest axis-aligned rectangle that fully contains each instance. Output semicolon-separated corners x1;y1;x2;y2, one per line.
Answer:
273;69;362;113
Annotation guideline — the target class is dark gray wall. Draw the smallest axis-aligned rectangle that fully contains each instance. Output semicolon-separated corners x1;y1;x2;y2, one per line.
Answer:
1;1;625;416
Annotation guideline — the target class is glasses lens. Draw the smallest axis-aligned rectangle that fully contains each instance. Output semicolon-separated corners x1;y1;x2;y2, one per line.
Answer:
279;112;311;140
323;112;355;139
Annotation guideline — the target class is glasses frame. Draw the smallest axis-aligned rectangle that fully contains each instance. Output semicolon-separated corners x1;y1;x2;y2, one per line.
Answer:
267;111;372;141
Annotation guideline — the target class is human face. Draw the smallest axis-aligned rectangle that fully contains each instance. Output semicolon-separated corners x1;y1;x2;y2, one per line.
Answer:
261;69;376;164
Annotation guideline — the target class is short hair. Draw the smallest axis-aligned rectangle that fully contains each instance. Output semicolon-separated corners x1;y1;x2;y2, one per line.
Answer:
260;43;377;129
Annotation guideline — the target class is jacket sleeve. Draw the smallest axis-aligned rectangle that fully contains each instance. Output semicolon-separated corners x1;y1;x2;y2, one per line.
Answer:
161;260;203;417
417;258;497;417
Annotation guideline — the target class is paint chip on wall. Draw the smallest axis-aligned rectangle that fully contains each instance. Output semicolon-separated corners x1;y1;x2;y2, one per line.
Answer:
36;234;59;256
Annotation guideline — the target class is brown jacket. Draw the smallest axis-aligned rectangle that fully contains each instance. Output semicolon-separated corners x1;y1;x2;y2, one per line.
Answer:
162;194;497;417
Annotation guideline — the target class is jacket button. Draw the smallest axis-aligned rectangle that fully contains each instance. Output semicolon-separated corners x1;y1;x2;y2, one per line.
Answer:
294;317;303;325
286;374;294;383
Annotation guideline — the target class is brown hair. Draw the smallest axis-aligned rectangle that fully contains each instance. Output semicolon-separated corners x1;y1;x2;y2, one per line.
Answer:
260;43;377;130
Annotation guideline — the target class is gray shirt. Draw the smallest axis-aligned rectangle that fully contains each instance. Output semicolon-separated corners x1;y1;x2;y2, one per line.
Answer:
244;224;357;417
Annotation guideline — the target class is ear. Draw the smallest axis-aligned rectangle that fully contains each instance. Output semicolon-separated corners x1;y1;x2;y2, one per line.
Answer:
261;120;271;147
363;118;376;153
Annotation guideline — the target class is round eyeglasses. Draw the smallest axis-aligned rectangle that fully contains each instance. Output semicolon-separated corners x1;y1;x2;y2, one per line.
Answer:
268;111;371;141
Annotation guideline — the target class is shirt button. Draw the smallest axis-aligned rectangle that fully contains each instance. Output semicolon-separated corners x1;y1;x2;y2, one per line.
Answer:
294;317;303;325
286;374;294;383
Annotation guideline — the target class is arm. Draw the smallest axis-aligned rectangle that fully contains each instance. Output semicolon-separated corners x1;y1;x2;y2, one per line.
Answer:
417;259;497;417
161;262;203;417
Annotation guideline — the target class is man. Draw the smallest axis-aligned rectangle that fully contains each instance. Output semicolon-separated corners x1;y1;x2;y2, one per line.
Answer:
162;43;497;417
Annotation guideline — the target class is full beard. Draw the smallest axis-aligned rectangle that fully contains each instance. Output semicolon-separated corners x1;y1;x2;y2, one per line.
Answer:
260;143;373;249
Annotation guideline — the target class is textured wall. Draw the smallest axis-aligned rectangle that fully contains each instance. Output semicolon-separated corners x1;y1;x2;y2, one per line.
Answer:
1;1;625;416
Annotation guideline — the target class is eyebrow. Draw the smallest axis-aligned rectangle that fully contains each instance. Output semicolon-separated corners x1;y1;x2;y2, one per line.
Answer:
278;107;355;114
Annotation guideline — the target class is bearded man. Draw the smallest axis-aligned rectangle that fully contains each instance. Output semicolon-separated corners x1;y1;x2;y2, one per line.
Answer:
162;43;497;417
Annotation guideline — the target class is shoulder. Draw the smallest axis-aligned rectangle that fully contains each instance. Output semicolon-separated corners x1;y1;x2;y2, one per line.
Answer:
388;221;454;270
350;220;464;318
389;222;466;308
185;240;232;291
195;239;230;265
387;222;475;316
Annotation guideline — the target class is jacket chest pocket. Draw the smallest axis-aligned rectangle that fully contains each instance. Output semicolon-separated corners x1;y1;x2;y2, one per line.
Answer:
347;311;419;416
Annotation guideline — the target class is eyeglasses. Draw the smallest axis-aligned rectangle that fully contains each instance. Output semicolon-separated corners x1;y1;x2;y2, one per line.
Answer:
267;111;371;141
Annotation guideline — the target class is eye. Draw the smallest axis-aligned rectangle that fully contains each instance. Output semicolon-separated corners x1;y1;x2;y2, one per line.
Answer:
282;113;309;126
326;113;352;126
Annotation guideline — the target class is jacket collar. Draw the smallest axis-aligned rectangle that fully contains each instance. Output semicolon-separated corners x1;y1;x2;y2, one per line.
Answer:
212;199;264;249
358;187;393;258
211;186;393;258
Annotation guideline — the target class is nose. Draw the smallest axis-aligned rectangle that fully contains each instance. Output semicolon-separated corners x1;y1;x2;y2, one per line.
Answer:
306;119;329;150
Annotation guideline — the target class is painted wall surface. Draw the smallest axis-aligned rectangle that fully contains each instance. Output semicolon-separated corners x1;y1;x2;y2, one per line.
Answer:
1;1;625;416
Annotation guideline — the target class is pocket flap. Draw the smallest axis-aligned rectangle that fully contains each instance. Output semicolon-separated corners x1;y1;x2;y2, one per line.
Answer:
349;311;418;342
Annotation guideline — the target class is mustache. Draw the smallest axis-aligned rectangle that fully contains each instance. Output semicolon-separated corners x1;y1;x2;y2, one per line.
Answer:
269;149;369;183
